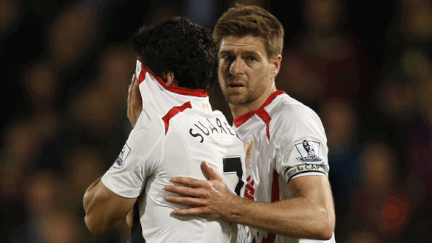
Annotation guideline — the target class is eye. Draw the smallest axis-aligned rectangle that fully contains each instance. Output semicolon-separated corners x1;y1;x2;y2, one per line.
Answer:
247;56;257;62
223;55;233;60
219;55;234;65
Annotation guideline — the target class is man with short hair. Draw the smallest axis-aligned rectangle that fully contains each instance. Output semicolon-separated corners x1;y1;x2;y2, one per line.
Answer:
83;17;246;243
162;5;336;243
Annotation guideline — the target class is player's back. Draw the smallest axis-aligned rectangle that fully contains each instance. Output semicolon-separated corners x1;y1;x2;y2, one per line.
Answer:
138;106;244;243
133;65;245;242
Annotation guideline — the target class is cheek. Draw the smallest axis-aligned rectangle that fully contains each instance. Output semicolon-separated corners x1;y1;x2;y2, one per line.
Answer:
218;75;225;88
219;60;230;71
218;62;228;76
249;67;268;86
248;69;273;94
218;68;227;84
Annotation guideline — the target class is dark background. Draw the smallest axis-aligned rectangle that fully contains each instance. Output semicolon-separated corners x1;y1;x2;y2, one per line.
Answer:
1;0;431;242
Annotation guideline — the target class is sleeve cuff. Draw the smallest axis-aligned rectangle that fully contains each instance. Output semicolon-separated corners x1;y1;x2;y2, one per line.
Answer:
101;173;141;199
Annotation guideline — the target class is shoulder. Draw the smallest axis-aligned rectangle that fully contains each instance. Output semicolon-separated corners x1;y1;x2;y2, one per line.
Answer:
268;93;323;133
128;103;165;149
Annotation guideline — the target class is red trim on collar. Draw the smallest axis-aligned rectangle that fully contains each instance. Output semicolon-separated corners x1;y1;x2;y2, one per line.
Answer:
233;90;285;140
137;58;208;97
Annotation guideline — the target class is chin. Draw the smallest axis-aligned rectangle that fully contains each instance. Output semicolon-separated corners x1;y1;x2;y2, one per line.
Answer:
224;94;249;106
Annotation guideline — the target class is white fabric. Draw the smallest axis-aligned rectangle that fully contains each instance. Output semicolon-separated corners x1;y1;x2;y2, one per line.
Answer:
102;60;246;243
234;91;335;243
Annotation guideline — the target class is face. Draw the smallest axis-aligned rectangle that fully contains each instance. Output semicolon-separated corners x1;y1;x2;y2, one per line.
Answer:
217;35;281;108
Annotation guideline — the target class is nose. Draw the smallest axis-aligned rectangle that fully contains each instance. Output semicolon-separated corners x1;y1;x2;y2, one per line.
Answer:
229;57;244;76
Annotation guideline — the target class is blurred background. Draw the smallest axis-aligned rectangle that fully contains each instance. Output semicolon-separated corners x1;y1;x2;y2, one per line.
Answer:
0;0;431;242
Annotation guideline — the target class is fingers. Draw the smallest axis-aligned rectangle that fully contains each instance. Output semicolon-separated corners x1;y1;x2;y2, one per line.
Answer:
165;183;212;215
127;73;143;127
132;74;140;95
130;74;138;100
165;184;209;198
201;161;223;181
127;74;135;114
127;74;133;104
171;207;213;217
165;195;207;207
164;175;226;219
128;74;140;100
131;73;136;86
170;176;212;188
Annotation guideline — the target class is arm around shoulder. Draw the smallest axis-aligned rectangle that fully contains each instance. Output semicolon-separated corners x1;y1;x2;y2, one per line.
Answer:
227;175;335;240
166;162;335;240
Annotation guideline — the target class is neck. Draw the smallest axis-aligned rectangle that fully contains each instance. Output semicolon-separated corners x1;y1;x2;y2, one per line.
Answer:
230;83;277;120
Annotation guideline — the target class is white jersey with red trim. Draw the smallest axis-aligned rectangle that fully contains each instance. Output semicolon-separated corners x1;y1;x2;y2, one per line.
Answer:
101;60;246;243
234;91;335;243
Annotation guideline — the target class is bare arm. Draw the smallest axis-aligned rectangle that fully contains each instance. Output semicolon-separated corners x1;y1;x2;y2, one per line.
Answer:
228;176;334;239
83;177;137;235
165;162;335;240
83;73;142;234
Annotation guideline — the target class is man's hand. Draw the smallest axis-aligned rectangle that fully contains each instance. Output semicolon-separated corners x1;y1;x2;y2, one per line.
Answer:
165;162;335;240
164;161;240;220
127;74;142;128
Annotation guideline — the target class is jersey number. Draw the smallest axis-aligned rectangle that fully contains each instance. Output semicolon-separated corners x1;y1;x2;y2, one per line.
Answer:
223;157;244;196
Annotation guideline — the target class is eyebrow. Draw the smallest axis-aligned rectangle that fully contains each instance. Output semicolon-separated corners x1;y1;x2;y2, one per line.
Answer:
218;50;262;57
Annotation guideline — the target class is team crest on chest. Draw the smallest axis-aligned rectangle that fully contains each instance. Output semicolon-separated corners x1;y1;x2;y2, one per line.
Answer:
295;140;324;163
113;144;131;169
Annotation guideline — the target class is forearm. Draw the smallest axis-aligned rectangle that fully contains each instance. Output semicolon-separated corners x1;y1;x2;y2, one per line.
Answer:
165;167;335;240
227;196;333;240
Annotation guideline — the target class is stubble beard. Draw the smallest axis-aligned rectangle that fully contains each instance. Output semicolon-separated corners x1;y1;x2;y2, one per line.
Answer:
222;78;273;108
222;86;259;106
219;75;247;105
223;92;249;106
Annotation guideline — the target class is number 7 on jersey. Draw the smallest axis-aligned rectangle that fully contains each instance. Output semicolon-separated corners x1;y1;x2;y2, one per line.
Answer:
222;157;244;196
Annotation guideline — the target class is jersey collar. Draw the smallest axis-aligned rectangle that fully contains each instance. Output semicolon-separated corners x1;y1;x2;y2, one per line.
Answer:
136;58;208;98
233;90;286;128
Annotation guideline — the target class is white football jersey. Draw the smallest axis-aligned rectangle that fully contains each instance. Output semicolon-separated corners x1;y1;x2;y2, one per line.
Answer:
234;91;335;243
102;60;246;243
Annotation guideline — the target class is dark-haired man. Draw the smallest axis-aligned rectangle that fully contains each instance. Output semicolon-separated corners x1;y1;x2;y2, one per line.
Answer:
162;5;337;243
83;17;245;243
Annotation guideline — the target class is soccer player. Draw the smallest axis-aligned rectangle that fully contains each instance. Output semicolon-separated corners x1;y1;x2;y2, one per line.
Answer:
83;17;246;243
161;5;336;243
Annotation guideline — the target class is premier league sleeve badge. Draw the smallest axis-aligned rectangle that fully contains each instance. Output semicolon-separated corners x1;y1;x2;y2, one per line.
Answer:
295;140;324;163
113;144;131;169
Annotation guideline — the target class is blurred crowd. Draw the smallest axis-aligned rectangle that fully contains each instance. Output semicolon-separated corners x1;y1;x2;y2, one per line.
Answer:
0;0;431;242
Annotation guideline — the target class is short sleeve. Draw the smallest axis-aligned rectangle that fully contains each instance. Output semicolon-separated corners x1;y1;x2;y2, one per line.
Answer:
274;106;329;183
101;104;164;198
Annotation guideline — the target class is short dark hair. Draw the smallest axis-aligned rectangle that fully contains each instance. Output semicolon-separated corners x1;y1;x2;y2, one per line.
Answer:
133;17;218;90
213;4;284;58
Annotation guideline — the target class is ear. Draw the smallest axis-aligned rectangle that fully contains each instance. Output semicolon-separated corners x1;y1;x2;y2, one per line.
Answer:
161;71;178;87
271;54;282;77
